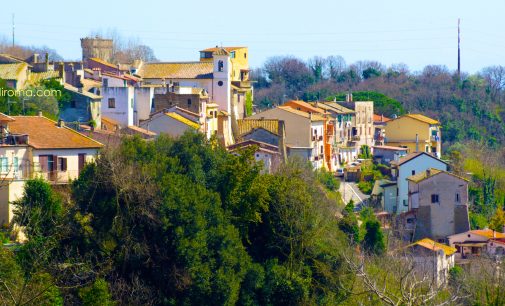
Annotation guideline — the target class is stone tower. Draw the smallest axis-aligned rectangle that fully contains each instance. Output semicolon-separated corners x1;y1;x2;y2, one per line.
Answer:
80;37;113;63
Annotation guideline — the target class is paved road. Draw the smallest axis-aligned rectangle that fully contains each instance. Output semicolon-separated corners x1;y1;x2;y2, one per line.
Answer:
339;180;370;208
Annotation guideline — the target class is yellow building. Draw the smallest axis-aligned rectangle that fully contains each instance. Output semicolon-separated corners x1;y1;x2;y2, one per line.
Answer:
384;114;441;157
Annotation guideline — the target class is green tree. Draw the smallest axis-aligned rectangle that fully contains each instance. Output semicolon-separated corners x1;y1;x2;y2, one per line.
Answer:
489;206;505;232
362;219;386;255
78;278;115;306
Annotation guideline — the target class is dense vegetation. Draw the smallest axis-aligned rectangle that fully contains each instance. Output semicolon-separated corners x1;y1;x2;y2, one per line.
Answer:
2;133;504;305
252;56;505;149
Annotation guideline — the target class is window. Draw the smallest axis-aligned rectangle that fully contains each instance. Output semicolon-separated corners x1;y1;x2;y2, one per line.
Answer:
218;60;224;72
70;100;76;108
187;99;192;107
320;146;323;154
217;81;223;86
412;170;415;175
244;52;247;58
108;98;116;108
0;157;7;173
425;146;429;152
13;157;18;172
431;194;439;204
200;51;213;59
39;155;55;172
103;78;108;87
130;98;134;108
456;193;460;203
58;157;67;172
230;51;236;58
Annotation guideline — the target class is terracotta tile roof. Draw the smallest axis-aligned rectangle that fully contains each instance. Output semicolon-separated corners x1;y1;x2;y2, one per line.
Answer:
212;48;229;56
470;230;505;239
237;119;280;137
89;57;118;69
407;168;469;183
101;116;120;127
0;63;28;80
390;152;447;167
138;62;213;79
80;78;102;91
0;113;15;122
409;238;457;256
165;112;200;129
374;114;390;122
9;116;103;149
200;47;245;52
284;100;325;114
394;114;439;125
123;125;157;137
277;106;326;121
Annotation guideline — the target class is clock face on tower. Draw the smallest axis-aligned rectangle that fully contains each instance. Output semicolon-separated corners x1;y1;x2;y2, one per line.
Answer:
218;81;223;86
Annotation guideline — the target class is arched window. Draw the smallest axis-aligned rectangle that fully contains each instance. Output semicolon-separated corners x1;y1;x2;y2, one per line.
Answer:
218;60;224;72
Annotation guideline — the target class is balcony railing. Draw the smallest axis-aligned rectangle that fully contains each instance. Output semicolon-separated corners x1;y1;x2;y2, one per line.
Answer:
351;135;360;141
431;135;440;142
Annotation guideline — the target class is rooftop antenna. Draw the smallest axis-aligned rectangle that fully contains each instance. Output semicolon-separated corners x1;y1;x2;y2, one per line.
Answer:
457;18;461;79
12;13;15;47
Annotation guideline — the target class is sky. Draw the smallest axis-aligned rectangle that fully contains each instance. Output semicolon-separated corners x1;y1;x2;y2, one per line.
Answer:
0;0;503;73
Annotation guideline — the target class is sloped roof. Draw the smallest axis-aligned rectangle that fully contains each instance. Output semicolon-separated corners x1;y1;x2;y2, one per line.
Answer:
237;119;280;137
138;62;214;79
165;112;200;129
64;83;102;99
0;63;28;80
318;102;354;114
213;48;229;56
89;57;118;69
9;116;103;149
0;54;26;64
393;113;440;125
0;113;15;122
470;230;505;239
278;106;326;121
407;168;469;183
374;114;390;122
373;145;408;151
200;46;245;52
284;100;325;114
390;152;447;167
409;238;457;256
227;139;280;154
27;71;61;86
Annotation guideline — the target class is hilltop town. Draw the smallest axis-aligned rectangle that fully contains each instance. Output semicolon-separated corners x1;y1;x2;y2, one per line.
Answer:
0;37;504;305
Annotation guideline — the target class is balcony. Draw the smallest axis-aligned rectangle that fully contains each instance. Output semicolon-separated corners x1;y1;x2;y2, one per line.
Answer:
0;134;29;146
431;135;440;142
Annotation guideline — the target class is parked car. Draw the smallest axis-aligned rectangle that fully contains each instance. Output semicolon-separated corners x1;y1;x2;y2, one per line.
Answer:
335;168;345;177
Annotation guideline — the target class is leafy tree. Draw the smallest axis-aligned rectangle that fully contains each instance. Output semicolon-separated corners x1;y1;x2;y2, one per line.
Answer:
362;219;385;255
489;206;505;232
78;278;115;306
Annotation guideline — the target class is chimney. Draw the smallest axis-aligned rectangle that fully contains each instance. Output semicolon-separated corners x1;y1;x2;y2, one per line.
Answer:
33;53;39;64
426;168;431;176
309;112;313;120
58;62;65;83
350;93;353;102
415;134;419;152
38;111;43;117
57;119;65;127
345;93;349;102
45;53;49;72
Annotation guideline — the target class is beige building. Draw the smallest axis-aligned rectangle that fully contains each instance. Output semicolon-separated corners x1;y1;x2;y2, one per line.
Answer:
0;113;103;225
249;106;326;169
407;168;470;242
404;238;457;286
384;114;441;158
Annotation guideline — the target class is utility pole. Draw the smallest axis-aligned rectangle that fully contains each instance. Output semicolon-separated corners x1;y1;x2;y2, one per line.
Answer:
457;18;461;80
12;14;15;47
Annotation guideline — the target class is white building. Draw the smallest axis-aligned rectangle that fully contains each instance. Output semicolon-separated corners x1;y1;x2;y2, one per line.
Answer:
390;152;448;214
